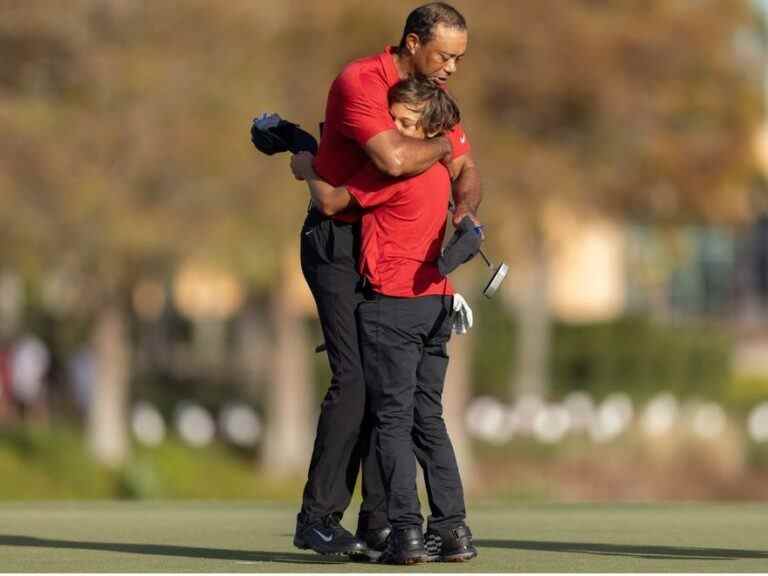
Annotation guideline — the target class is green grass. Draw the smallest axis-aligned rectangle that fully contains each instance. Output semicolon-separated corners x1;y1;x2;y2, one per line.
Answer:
0;502;765;572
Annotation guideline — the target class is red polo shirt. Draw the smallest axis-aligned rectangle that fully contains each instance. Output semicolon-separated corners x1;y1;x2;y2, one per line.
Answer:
314;46;471;222
346;162;454;298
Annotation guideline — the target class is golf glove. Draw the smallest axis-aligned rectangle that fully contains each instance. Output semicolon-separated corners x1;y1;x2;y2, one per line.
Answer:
438;215;482;276
452;293;474;334
250;112;318;155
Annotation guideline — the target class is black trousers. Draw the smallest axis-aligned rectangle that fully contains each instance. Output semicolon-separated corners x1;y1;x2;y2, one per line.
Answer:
298;208;388;531
357;292;467;531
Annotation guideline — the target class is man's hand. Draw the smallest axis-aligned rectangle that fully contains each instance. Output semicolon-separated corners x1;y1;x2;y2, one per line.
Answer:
451;199;484;240
452;203;480;227
290;151;315;181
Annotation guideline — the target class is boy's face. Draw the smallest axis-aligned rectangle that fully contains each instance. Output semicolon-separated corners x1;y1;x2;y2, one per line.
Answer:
390;101;427;139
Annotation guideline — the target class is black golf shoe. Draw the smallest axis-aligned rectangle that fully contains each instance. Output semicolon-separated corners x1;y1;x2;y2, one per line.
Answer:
358;525;392;551
293;514;368;556
424;523;478;562
378;526;429;565
354;525;392;561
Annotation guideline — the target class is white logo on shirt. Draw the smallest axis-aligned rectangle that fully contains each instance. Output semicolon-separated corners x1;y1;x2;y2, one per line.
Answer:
459;134;466;144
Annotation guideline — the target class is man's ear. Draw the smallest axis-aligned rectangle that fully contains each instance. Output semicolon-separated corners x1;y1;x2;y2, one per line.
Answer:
405;33;420;55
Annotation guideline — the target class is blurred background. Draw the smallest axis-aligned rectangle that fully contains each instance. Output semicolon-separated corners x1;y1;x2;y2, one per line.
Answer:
1;0;768;502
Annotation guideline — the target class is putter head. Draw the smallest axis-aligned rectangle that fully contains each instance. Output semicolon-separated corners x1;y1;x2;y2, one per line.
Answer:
483;262;509;298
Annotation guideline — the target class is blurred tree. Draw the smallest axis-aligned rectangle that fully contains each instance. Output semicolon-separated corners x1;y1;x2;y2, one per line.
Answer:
0;1;316;467
0;0;762;476
457;0;763;400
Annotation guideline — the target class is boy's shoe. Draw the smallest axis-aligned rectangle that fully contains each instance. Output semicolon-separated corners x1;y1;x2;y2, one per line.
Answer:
354;526;392;561
378;526;430;565
293;514;368;556
425;523;478;562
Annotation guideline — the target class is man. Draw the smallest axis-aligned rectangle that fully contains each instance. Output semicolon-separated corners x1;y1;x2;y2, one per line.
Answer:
293;2;481;557
293;76;478;564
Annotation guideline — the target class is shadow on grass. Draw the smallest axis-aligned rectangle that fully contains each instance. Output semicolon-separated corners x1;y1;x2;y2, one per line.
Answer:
475;539;768;561
0;535;347;565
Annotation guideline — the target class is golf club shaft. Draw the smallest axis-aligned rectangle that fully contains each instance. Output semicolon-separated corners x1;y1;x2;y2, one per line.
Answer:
478;247;493;268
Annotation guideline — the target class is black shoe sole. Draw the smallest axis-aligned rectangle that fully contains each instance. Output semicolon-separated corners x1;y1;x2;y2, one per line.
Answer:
429;548;477;563
293;536;366;556
380;552;430;565
350;549;383;563
425;544;478;563
442;550;478;562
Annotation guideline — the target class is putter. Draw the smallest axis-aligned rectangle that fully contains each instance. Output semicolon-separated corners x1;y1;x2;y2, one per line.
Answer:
446;204;508;297
478;247;509;298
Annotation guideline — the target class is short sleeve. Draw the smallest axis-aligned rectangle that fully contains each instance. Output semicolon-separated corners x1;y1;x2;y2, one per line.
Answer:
447;122;471;159
336;70;396;146
345;162;402;209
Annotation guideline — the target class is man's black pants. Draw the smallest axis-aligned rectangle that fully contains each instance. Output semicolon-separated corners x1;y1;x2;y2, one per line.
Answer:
298;208;388;531
357;291;467;531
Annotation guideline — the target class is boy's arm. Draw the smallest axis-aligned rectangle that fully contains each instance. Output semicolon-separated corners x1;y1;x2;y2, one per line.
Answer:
291;152;352;216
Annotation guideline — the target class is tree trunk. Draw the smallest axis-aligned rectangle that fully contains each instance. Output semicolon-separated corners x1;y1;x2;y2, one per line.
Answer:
88;304;130;467
262;255;312;475
237;298;270;400
511;239;551;401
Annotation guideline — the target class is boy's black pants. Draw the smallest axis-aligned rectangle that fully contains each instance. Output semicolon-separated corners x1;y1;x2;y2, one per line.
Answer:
357;291;467;531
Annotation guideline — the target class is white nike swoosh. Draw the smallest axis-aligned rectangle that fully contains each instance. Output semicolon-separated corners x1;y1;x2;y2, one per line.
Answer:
460;135;466;144
313;528;333;543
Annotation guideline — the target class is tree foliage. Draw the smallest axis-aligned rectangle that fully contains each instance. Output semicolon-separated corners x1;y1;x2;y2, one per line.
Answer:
0;0;762;281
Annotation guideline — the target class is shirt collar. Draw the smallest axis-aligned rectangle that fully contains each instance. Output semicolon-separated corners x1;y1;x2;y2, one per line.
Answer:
380;45;404;86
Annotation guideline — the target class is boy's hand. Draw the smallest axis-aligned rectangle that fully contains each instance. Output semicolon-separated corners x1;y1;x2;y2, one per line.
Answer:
451;293;474;335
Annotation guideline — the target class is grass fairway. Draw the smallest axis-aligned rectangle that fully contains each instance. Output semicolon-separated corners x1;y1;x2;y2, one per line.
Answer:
0;501;765;572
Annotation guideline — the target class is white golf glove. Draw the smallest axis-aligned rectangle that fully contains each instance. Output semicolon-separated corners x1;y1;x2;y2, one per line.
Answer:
253;112;282;131
452;293;474;334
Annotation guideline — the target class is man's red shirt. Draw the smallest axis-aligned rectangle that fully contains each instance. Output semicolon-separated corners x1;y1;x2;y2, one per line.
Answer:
346;163;454;298
313;47;471;222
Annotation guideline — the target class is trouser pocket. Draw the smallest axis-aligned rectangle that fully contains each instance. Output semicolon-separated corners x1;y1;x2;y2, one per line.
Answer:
301;212;334;265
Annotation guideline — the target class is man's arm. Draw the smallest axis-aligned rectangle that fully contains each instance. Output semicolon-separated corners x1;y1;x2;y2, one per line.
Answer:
334;70;451;178
448;153;482;227
291;152;352;216
364;130;452;178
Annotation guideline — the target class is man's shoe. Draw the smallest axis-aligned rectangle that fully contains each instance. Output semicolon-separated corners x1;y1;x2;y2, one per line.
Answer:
357;525;392;551
293;514;368;556
378;526;429;565
425;523;478;562
354;526;392;561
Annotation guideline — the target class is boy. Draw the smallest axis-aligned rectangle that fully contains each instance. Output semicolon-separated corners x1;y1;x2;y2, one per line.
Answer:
291;76;476;565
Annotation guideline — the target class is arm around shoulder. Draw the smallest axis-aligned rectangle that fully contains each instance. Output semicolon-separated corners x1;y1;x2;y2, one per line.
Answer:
364;130;452;178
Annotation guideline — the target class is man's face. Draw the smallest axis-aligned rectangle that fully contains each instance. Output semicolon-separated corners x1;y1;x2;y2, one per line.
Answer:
390;101;427;139
409;24;467;86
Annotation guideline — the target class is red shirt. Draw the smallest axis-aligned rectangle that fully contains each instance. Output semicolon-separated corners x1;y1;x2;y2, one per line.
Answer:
314;47;471;222
346;162;454;298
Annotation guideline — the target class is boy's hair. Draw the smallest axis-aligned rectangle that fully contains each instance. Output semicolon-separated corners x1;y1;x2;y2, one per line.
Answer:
388;75;460;136
397;3;467;52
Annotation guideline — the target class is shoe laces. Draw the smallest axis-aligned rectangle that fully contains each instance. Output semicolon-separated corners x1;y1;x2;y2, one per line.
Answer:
322;515;353;538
